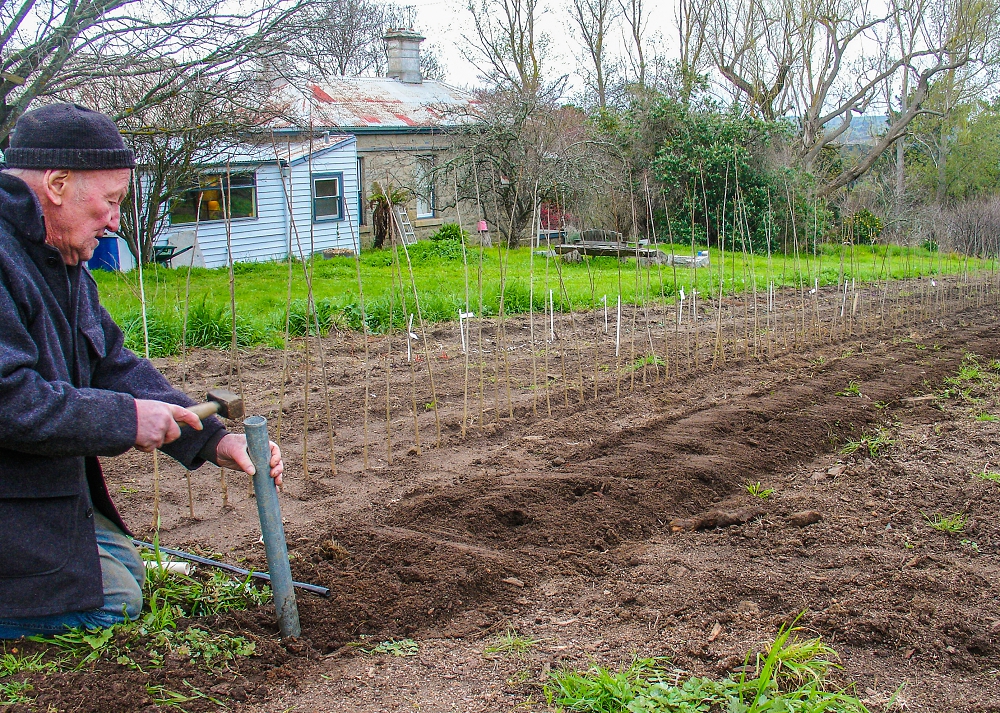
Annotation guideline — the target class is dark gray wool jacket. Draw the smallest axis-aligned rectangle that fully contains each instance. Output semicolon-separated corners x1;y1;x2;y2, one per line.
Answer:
0;172;225;618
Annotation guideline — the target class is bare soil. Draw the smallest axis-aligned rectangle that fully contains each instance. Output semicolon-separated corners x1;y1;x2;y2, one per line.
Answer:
9;279;1000;712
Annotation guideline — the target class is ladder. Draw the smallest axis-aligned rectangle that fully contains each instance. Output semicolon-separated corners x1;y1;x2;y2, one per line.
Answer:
393;205;417;245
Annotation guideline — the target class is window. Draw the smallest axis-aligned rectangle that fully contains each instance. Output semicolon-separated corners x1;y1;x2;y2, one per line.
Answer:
415;155;434;218
313;172;343;221
170;172;256;224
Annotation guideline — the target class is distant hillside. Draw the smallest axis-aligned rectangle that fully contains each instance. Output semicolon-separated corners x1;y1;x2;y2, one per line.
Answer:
827;115;887;146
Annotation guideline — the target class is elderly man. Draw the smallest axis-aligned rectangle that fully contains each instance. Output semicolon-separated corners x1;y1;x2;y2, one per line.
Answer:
0;103;282;638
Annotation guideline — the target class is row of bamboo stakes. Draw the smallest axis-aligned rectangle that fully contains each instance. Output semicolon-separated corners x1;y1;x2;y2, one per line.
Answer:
131;143;1000;523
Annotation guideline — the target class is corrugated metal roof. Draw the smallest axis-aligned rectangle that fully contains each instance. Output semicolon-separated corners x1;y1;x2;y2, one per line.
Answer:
274;77;477;131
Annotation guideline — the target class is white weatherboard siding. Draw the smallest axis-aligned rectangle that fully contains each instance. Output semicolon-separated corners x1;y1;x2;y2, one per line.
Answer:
287;142;360;259
157;137;359;270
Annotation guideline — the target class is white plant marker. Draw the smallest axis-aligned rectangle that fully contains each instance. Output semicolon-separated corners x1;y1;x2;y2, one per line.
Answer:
458;310;475;353
407;313;416;362
602;295;608;333
678;286;685;324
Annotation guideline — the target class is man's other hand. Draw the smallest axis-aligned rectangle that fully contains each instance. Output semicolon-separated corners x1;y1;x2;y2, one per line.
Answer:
216;434;283;486
135;399;201;452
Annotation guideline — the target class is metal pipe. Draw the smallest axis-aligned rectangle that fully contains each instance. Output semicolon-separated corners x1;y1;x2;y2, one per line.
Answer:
131;540;330;597
244;415;301;638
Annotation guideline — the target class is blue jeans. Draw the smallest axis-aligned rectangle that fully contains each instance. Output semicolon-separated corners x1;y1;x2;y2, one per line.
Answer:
0;511;145;639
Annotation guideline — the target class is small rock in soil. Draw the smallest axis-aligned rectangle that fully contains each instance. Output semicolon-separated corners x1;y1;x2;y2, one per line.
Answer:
502;577;525;588
552;456;566;466
708;622;723;642
827;464;848;476
788;511;822;527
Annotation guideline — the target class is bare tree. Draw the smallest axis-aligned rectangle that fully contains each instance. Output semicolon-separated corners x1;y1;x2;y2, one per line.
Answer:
694;0;798;120
293;0;400;77
568;0;619;108
618;0;647;88
795;0;1000;196
675;0;708;102
465;0;556;97
63;66;287;263
698;0;1000;196
0;0;310;143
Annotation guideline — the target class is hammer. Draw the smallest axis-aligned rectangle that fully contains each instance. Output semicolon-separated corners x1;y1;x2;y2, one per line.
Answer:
186;388;244;422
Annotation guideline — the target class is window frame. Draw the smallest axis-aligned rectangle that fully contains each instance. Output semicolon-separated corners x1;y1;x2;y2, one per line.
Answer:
415;155;435;219
312;171;345;223
169;170;258;226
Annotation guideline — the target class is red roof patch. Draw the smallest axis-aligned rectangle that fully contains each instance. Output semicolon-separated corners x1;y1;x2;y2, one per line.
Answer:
393;113;418;127
311;85;334;103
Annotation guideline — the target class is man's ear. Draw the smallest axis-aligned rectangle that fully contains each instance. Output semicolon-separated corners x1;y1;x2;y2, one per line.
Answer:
42;169;71;206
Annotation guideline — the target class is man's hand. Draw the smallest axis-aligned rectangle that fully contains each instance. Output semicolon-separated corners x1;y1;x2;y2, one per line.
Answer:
135;399;201;452
216;434;283;486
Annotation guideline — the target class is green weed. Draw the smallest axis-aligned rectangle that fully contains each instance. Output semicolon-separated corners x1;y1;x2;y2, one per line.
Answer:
746;482;775;499
923;512;968;534
975;469;1000;483
974;412;998;422
0;679;33;705
484;628;543;658
840;428;895;458
147;681;228;709
545;623;873;713
628;354;665;371
29;546;268;673
0;650;56;677
836;381;862;397
354;638;419;657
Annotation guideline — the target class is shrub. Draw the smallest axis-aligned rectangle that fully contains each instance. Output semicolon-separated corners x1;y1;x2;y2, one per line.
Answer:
430;223;469;242
404;239;465;262
845;208;883;245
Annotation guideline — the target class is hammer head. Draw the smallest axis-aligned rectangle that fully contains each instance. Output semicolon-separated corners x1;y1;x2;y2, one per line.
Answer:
206;388;244;420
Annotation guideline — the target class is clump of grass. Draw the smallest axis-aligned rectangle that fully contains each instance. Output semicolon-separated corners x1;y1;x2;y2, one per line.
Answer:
484;628;543;658
546;623;875;713
975;469;1000;483
746;481;775;499
628;354;665;371
841;428;895;458
923;512;968;534
120;310;181;357
0;679;33;705
184;299;265;349
836;381;862;397
0;650;56;707
974;412;998;422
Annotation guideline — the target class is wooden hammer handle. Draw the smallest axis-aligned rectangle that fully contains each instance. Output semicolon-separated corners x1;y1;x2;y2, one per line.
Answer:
188;401;221;421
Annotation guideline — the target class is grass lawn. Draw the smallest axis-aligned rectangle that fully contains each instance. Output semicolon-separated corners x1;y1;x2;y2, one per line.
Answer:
92;240;991;357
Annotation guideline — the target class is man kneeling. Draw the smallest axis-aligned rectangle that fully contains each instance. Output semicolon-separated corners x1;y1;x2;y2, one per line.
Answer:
0;103;283;638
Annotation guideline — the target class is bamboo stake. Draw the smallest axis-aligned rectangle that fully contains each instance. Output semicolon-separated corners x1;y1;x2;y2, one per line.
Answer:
131;171;160;529
528;182;539;415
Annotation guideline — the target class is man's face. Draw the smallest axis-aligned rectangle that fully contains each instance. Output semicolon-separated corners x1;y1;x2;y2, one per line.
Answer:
45;168;131;265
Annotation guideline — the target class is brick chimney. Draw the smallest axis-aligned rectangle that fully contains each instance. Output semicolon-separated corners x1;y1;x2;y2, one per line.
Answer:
384;29;424;84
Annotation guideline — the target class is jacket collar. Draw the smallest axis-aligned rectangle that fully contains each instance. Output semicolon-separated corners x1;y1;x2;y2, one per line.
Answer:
0;171;47;246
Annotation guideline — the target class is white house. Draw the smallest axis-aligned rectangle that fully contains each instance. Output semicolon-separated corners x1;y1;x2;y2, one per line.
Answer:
155;134;360;269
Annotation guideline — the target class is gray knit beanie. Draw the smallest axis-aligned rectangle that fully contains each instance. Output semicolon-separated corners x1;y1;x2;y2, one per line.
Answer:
5;103;135;170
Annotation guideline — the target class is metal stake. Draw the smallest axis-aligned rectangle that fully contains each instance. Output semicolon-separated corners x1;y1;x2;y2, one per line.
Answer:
244;415;301;639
